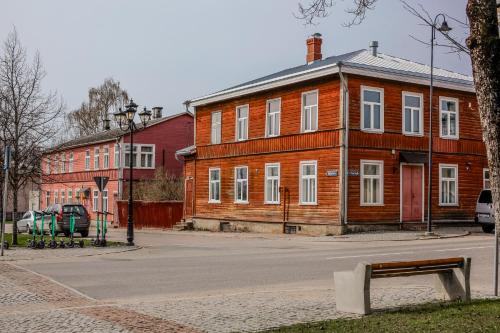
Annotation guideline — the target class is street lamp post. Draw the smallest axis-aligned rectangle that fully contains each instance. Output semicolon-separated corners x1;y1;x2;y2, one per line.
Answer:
427;14;452;236
112;99;152;246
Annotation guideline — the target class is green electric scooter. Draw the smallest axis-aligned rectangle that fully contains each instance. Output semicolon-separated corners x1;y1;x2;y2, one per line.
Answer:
67;213;76;248
93;212;101;246
101;211;107;247
49;213;57;249
37;213;46;249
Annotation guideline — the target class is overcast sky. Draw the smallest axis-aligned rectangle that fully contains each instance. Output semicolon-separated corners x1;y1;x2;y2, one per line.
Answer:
1;0;471;117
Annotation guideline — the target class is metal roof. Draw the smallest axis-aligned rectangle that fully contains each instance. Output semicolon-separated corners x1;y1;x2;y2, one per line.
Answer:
190;49;474;107
48;112;192;153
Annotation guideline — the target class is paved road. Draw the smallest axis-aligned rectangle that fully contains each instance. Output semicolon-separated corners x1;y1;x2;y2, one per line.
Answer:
19;230;497;300
7;229;498;332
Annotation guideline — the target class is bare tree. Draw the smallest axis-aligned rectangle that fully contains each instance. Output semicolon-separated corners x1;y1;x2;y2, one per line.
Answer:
66;78;128;137
297;0;500;235
0;28;64;244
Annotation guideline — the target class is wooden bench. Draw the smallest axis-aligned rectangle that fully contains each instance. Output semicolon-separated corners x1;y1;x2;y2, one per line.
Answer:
334;257;471;314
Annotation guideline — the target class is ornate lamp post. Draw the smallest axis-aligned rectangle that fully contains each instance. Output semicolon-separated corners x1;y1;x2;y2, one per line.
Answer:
112;99;152;245
427;14;451;235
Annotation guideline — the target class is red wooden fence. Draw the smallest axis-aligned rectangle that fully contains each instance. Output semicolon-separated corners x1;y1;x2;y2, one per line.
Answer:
116;200;183;229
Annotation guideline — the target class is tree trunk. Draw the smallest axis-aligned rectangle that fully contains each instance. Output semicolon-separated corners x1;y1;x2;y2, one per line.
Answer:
466;0;500;233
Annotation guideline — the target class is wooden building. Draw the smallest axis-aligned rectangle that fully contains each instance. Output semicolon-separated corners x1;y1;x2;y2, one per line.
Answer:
41;110;193;223
177;34;486;235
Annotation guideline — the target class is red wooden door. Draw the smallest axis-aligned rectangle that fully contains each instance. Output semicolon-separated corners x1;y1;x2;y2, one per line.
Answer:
402;165;423;222
184;179;193;218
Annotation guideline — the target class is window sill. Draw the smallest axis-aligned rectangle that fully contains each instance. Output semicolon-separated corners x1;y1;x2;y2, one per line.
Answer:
301;129;318;134
234;201;249;204
264;201;280;205
403;132;424;137
208;200;221;204
299;202;318;206
439;203;459;207
361;129;384;134
439;136;459;140
360;203;384;207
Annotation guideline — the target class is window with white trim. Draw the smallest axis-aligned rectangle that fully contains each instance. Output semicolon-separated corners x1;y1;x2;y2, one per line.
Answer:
93;190;99;212
266;98;281;137
236;105;249;141
440;97;459;139
209;168;221;203
484;169;490;189
301;91;318;132
69;152;74;172
68;189;72;203
439;164;458;205
61;190;65;204
45;158;51;175
114;144;120;168
300;161;317;204
403;92;423;136
85;150;90;170
211;111;222;144
139;145;154;168
124;145;137;167
45;191;50;207
360;160;383;205
94;147;100;169
75;189;80;203
234;166;248;203
361;86;384;132
60;154;66;173
103;146;109;169
265;163;280;204
103;190;108;212
54;190;59;204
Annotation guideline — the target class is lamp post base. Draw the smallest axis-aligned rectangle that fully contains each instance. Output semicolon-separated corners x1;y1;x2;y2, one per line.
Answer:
127;241;135;246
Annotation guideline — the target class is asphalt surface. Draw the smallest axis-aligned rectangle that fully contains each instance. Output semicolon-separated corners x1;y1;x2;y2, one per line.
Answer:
17;229;498;302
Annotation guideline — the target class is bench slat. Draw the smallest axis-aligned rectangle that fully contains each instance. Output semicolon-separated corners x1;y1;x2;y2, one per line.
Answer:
371;263;462;276
371;257;464;271
372;268;454;279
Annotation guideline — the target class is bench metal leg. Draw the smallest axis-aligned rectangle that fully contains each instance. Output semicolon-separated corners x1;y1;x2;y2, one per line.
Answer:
434;256;471;302
334;262;372;314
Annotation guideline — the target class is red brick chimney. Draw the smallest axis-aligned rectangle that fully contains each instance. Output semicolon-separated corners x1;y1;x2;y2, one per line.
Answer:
306;33;322;64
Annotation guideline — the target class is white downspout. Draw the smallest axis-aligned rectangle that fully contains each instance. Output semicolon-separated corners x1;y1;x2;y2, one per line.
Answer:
338;63;349;227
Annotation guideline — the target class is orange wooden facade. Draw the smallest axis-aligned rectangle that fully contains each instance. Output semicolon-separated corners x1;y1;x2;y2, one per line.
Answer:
184;74;486;229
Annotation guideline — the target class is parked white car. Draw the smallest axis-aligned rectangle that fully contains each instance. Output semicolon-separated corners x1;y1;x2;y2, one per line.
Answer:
475;189;496;233
16;211;50;234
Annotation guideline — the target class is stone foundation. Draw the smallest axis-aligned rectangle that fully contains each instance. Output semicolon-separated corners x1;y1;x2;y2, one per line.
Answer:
192;218;346;236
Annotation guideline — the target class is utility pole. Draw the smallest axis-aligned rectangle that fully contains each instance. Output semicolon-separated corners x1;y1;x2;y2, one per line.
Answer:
1;146;11;256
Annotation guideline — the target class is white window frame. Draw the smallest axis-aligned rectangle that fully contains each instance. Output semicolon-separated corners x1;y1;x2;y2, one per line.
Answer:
45;191;50;207
484;168;490;189
265;98;281;137
360;160;384;206
69;152;74;172
299;160;318;205
103;190;108;213
301;90;318;133
361;86;384;133
60;153;66;173
208;167;221;203
85;149;90;170
103;145;109;169
402;92;423;136
139;144;155;169
93;189;99;212
439;96;459;139
61;190;65;204
234;166;249;204
211;111;222;144
94;147;100;170
114;144;120;168
68;189;72;203
439;164;459;206
45;158;51;175
54;190;59;204
264;163;280;204
124;144;138;168
235;105;249;141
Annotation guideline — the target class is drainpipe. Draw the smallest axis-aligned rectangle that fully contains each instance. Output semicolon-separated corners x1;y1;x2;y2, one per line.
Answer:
338;62;349;228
